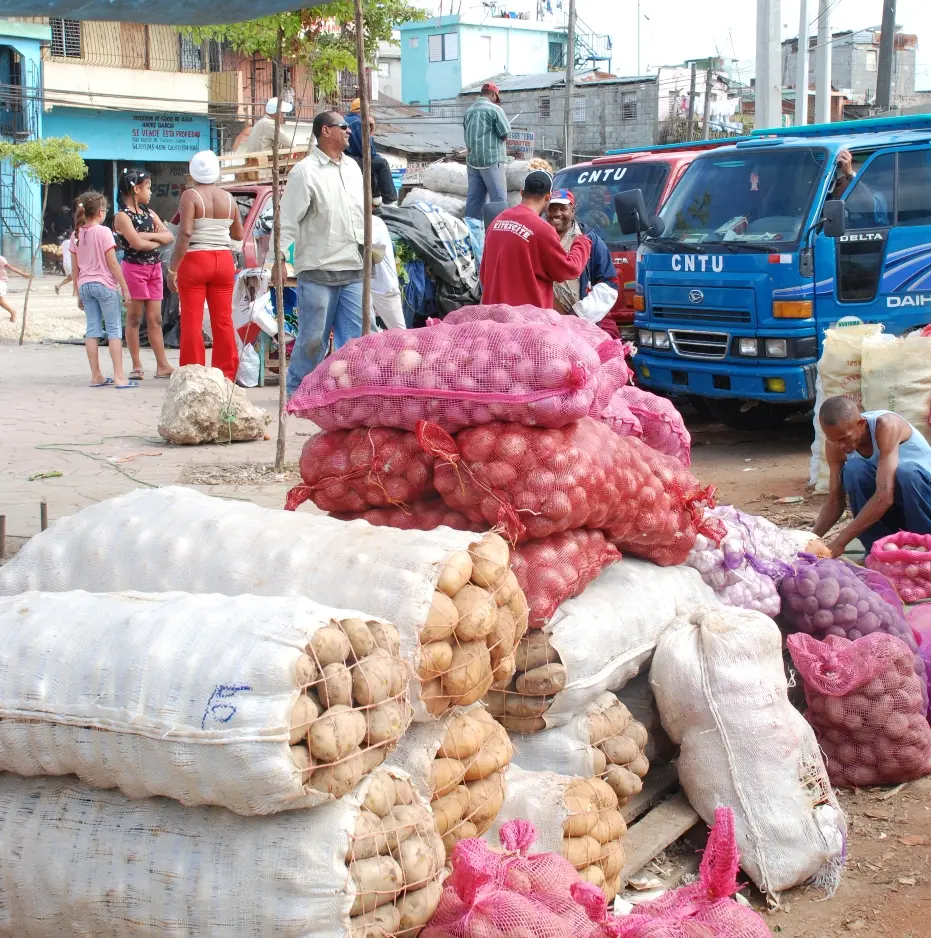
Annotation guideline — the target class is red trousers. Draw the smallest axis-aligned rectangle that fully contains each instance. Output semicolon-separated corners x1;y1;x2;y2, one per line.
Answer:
178;250;239;382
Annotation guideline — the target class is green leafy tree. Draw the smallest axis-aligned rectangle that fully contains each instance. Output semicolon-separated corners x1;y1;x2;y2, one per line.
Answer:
0;136;88;344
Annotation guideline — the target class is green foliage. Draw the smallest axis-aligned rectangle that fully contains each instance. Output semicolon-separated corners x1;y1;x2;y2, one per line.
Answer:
0;136;88;186
185;0;427;96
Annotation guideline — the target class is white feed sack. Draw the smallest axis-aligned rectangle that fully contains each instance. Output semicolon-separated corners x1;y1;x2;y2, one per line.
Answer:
0;487;488;722
0;769;445;938
0;591;412;815
403;187;466;219
650;605;847;896
861;330;931;444
420;162;469;198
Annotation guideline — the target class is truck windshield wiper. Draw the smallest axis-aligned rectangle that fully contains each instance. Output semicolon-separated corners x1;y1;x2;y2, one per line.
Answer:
641;238;708;254
700;240;780;254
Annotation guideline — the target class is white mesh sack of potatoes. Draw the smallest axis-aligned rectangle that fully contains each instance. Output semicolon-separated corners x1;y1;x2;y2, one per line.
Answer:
485;558;717;730
485;764;627;904
0;768;444;938
385;703;513;860
507;692;649;808
0;487;530;721
0;591;412;813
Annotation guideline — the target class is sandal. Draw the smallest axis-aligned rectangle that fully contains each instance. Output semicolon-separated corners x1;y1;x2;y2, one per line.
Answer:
128;369;145;381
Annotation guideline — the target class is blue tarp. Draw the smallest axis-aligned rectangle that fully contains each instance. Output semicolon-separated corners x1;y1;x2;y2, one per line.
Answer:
0;1;322;24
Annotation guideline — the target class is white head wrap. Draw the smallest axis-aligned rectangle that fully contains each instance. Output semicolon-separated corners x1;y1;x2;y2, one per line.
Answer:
189;150;220;185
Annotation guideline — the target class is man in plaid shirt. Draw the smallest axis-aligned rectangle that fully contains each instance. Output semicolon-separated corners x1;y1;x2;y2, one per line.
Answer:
463;82;511;220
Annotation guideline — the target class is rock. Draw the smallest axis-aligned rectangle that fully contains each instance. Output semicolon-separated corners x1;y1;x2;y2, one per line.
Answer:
158;365;270;445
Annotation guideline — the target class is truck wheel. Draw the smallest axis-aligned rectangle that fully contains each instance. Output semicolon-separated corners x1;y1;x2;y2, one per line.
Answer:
707;399;790;432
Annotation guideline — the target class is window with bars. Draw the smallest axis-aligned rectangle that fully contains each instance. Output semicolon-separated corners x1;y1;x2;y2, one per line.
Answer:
573;96;585;122
540;97;551;118
179;34;203;71
622;92;638;121
50;18;82;58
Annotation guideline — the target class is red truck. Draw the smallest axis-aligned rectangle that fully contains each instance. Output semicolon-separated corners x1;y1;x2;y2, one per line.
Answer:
552;138;749;331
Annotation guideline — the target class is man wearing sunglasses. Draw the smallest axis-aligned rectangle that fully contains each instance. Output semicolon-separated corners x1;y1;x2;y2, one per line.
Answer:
281;109;365;397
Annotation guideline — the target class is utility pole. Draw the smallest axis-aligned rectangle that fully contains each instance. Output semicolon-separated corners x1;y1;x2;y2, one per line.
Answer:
564;0;576;167
637;0;641;76
686;62;697;141
876;0;897;111
272;26;287;470
701;64;713;138
795;0;809;125
354;0;373;339
814;0;832;123
755;0;780;130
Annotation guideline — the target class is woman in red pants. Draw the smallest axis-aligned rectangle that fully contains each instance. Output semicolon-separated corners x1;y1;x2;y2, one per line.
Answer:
166;150;244;381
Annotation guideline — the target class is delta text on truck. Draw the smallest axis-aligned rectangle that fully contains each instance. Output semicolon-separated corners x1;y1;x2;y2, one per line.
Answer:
630;114;931;430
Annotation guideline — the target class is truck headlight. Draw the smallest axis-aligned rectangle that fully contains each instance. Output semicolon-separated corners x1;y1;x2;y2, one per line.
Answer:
653;331;671;350
737;338;758;356
638;330;654;347
765;339;788;358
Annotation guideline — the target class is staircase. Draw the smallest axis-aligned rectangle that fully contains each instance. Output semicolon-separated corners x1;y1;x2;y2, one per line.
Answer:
551;14;613;72
0;165;40;262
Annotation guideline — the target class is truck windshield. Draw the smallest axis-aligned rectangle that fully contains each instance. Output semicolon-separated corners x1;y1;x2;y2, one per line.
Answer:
555;161;669;251
659;146;827;247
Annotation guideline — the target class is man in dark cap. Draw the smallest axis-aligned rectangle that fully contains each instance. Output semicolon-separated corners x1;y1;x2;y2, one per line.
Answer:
463;81;511;220
480;170;591;308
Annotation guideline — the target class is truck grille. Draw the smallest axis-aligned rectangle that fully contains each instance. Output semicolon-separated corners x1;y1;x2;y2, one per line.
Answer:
653;306;751;323
669;330;730;360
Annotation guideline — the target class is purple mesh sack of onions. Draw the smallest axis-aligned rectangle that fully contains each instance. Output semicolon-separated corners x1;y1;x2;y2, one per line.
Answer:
781;556;928;715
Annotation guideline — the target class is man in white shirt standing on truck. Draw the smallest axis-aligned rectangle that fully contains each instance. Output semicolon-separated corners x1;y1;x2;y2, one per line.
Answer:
280;109;365;397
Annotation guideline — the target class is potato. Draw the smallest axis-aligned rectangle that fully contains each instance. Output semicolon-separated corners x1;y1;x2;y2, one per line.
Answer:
603;874;620;905
498;714;547;734
352;810;390;859
309;704;366;762
487;607;517;664
368;620;401;657
437;550;473;597
289;693;320;746
464;770;506;833
397;835;437;887
396;880;443;932
492;654;516;685
601;735;641;767
349;855;404;915
457;671;495;708
563;805;600;837
432;758;466;798
485;689;551;719
590;810;626;845
438;714;484;760
385;804;434;852
462;730;513;781
628;754;650;778
360;745;388;776
353;650;399;706
452;584;496;642
604;765;643;801
310;625;351;667
420;678;451;717
508;587;530;640
309;747;367;798
296;653;319;688
350;904;401;938
580;777;618;811
597;839;625;882
365;700;408;747
290;743;314;780
469;534;510;589
578;864;606;889
591;747;607;775
319;662;354;709
514;633;560;672
495;569;520;606
603;702;634;736
622;720;648;749
420;590;459;645
417;641;453;682
442;820;477;857
515;663;567;696
393;778;415;806
443;641;492;701
431;786;467;836
589;706;632;745
339;617;377;660
562;835;602;870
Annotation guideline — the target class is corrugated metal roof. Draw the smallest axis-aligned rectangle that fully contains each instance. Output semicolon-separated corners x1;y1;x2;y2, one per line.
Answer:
374;120;466;156
459;70;657;94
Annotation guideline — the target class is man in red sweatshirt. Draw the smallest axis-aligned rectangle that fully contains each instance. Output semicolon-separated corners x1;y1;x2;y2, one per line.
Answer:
480;169;591;308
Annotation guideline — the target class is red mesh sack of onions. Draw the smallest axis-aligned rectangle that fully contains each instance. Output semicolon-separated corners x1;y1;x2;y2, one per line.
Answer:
788;631;931;787
420;418;719;566
610;387;691;468
332;499;477;533
510;530;621;628
284;427;435;513
599;393;643;440
286;320;602;433
865;532;931;602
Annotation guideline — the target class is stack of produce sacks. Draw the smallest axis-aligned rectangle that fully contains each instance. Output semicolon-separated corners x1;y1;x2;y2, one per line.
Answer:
0;487;530;721
866;532;931;602
0;591;446;936
602;385;691;467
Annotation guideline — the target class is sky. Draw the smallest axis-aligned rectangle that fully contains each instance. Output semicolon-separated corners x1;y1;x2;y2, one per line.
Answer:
577;0;931;89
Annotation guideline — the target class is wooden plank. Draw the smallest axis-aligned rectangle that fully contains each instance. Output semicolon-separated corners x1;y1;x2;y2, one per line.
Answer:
619;792;700;884
621;762;679;825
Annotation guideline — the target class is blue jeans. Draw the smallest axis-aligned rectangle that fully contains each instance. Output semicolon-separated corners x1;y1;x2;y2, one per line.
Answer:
287;275;363;397
842;458;931;551
80;281;123;340
465;163;507;220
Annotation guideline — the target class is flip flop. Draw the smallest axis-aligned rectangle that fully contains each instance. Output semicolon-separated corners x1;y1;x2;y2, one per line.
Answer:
129;369;145;381
155;372;173;379
114;381;140;389
89;378;114;388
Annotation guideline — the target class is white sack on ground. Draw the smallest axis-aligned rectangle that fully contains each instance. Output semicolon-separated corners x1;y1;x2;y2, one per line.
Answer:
0;591;411;815
0;769;443;938
420;162;469;198
861;330;931;444
0;487;486;722
403;187;466;219
650;605;847;896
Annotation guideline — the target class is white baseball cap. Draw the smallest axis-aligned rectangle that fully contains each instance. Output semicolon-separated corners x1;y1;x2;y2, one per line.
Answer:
265;97;294;116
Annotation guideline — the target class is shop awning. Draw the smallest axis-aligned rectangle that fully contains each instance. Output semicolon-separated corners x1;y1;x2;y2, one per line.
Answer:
0;0;326;25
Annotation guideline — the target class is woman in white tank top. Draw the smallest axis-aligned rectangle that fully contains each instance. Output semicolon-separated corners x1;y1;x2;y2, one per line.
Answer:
167;150;245;382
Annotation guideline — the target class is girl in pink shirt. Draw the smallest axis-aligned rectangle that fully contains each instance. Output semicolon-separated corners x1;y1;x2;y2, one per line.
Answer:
71;191;135;388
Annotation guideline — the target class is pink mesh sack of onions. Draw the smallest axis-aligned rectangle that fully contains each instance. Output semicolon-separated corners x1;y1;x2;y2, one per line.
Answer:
332;498;477;532
419;418;720;566
284;427;435;513
866;532;931;602
611;387;691;468
576;808;771;938
510;530;621;628
423;819;604;938
599;393;643;440
788;632;931;787
286;320;603;432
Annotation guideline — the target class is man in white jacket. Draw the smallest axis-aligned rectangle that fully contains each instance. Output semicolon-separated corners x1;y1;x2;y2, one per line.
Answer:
280;109;365;397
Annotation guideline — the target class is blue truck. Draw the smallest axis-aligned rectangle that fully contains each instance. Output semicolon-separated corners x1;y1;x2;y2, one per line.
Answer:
627;115;931;429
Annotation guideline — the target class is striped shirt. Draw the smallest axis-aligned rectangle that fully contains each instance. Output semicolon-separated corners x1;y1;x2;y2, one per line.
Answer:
463;97;511;169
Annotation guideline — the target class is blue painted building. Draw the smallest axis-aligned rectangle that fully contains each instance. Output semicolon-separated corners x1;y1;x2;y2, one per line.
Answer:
0;21;48;270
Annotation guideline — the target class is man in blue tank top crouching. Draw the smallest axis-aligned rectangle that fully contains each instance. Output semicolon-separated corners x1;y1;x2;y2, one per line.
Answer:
813;396;931;558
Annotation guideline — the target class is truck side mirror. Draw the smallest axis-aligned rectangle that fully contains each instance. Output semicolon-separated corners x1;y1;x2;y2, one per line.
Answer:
614;189;650;236
483;200;509;231
821;199;847;238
